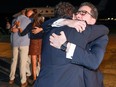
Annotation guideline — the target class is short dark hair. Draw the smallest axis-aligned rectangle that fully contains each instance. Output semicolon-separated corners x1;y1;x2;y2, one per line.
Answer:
79;2;98;19
54;2;75;18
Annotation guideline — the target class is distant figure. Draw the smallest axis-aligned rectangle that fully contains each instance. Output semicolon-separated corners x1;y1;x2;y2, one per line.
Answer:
9;9;36;87
5;17;11;35
6;21;11;34
19;13;44;82
6;21;11;30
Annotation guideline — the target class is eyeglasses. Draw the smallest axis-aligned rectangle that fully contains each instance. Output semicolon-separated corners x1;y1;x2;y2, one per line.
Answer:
75;10;94;18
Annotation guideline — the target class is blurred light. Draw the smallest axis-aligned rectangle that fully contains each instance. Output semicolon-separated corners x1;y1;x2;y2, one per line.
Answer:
111;18;114;20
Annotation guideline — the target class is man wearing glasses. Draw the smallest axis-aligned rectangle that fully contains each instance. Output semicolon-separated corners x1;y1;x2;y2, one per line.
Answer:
34;2;109;87
49;2;109;87
75;10;95;18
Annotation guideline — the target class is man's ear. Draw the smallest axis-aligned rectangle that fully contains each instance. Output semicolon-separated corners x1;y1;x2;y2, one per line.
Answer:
90;18;96;25
72;14;76;20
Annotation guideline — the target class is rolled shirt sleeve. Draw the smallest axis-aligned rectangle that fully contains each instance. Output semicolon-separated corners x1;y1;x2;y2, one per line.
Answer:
66;43;76;59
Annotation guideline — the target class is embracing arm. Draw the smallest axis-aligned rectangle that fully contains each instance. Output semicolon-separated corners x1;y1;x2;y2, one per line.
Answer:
20;23;32;36
49;30;109;70
10;21;20;33
51;18;86;33
71;35;109;70
51;19;109;49
69;24;109;48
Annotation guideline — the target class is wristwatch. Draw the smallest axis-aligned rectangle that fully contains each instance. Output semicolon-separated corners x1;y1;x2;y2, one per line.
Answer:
60;41;69;51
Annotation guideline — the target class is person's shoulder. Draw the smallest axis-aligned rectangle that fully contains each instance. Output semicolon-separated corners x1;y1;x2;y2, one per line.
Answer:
17;14;25;18
16;15;27;20
92;24;107;28
87;24;108;29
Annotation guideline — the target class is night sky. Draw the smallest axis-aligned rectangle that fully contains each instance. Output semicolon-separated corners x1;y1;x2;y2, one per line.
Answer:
0;0;115;17
0;0;115;33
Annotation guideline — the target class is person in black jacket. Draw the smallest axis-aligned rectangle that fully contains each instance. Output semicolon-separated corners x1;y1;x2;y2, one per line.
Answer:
49;2;109;87
34;2;109;87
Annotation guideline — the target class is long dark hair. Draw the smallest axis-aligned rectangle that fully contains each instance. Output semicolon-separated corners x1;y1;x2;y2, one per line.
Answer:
32;14;45;28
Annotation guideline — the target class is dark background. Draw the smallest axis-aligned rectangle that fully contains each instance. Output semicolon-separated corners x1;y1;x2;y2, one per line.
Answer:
0;0;115;33
0;0;115;16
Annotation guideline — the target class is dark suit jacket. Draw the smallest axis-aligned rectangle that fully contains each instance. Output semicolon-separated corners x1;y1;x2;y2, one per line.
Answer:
72;35;109;70
34;18;109;87
75;35;108;87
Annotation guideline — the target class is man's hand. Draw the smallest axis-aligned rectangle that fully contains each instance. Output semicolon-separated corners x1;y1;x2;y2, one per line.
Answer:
32;27;43;34
67;20;86;33
52;19;86;33
49;31;67;49
11;28;19;33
